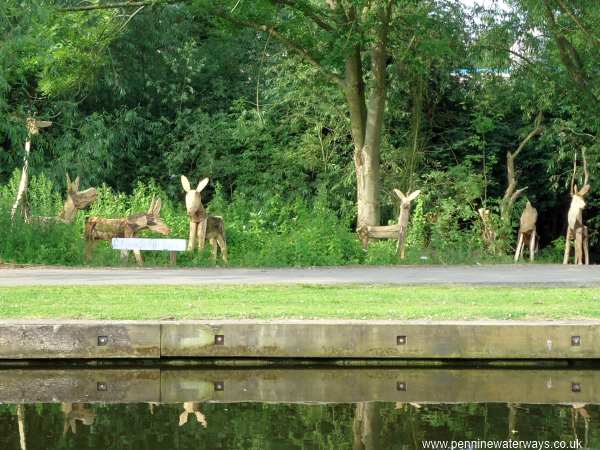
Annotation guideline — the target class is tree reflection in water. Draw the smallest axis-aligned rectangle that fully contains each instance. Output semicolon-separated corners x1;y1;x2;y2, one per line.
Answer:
1;402;597;449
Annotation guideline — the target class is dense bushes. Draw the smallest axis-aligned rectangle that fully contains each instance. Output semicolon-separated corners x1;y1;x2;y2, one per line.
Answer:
1;172;365;267
0;170;547;267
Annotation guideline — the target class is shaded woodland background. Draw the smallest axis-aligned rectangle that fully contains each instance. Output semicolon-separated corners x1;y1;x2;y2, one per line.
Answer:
1;0;600;266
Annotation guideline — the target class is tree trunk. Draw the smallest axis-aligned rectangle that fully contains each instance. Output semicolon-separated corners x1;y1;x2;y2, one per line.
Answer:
11;138;32;221
345;3;391;230
17;404;27;450
352;402;382;450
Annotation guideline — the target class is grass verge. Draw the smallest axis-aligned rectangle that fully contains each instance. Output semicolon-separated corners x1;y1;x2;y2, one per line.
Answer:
0;285;599;320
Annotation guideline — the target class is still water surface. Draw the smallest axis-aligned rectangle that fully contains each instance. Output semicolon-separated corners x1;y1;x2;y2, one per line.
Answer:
0;367;597;449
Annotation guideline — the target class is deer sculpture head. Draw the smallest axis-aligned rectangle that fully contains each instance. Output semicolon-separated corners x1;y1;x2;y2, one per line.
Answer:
26;117;52;136
179;402;207;428
181;175;209;223
59;174;98;223
567;151;590;230
126;197;171;236
393;189;420;226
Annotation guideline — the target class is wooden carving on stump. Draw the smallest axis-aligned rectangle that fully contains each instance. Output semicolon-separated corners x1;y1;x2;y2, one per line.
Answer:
357;189;420;259
11;118;52;221
514;201;538;262
181;175;228;263
30;174;97;224
84;197;170;265
564;150;590;265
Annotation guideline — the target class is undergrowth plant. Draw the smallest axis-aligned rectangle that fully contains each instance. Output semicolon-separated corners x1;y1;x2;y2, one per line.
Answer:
0;171;559;267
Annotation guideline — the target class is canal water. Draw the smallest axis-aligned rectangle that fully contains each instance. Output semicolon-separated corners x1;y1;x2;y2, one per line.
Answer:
0;366;597;449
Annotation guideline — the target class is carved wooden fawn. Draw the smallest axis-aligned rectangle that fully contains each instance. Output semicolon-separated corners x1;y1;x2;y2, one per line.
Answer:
514;201;538;262
564;150;590;265
84;197;170;265
11;118;52;221
181;175;228;263
29;174;97;224
358;189;420;259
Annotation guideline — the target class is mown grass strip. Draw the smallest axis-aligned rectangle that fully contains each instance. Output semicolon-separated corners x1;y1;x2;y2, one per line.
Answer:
1;285;599;320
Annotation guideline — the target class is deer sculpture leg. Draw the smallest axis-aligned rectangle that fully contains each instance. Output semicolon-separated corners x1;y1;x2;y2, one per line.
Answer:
528;230;536;262
575;227;584;265
209;237;218;261
216;235;228;263
563;228;572;265
358;227;370;250
584;226;589;265
187;221;198;252
514;232;524;262
123;228;144;266
397;226;407;259
196;219;207;251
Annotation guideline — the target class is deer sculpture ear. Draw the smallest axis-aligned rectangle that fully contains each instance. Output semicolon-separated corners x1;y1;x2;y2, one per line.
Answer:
147;198;156;214
179;412;189;427
393;189;406;201
196;177;209;193
407;190;421;201
66;173;71;186
147;197;162;215
578;185;590;197
74;176;80;192
152;198;162;216
181;175;191;192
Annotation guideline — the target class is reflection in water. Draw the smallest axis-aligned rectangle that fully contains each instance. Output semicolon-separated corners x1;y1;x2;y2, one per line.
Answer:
62;403;96;435
1;367;600;449
179;402;207;428
16;405;25;450
1;401;598;450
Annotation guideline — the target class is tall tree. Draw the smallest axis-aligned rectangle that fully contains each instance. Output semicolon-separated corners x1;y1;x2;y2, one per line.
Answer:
194;0;397;228
60;0;421;228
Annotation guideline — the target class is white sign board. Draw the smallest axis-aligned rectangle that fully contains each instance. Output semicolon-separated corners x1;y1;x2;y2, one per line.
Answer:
112;238;187;252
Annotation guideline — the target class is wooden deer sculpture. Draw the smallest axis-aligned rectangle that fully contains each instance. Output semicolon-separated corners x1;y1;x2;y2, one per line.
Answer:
181;175;228;263
58;174;98;223
61;403;96;435
514;201;538;262
564;150;590;265
30;174;97;224
478;207;498;254
84;197;170;265
357;189;420;259
178;402;207;428
11;118;52;220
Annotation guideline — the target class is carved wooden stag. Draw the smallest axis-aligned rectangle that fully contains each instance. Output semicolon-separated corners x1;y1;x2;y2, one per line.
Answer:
181;175;228;263
84;197;170;265
358;189;420;259
564;150;590;265
514;201;538;262
30;174;97;224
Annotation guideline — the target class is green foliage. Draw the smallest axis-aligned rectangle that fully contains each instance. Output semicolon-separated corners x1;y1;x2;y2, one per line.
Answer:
2;0;600;266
